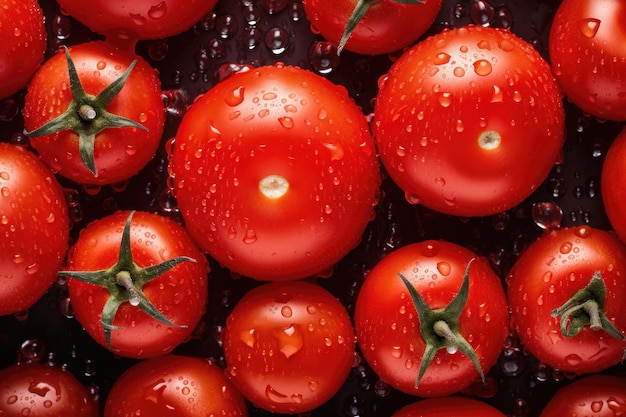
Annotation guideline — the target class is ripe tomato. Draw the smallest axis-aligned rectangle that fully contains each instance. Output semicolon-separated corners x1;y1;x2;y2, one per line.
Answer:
104;355;248;417
0;0;47;99
549;0;626;121
601;127;626;243
222;280;355;414
169;63;381;281
507;226;626;374
302;0;442;55
0;143;70;316
62;210;209;358
373;25;565;217
0;362;99;416
354;240;509;397
392;397;506;417
540;374;626;417
23;41;165;185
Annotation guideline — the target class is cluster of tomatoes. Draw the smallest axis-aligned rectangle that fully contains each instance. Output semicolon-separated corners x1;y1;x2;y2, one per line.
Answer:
1;0;626;416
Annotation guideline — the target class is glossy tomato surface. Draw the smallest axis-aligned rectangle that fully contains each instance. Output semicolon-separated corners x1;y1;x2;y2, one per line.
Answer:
549;0;626;121
507;226;626;374
374;25;565;217
392;397;507;417
170;63;380;281
601;127;626;243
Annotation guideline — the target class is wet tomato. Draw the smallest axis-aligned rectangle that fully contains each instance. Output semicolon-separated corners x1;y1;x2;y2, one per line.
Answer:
392;397;506;417
507;226;626;374
373;25;565;217
62;210;209;358
601;127;626;243
0;143;70;316
222;280;355;414
354;240;509;397
169;63;381;281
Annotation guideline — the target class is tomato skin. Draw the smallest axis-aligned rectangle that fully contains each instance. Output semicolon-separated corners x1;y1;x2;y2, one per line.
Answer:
0;143;70;316
65;210;209;358
549;0;626;121
0;0;47;99
392;397;506;417
354;240;509;397
374;25;565;217
507;226;626;374
170;64;380;281
23;41;165;185
222;280;355;414
601;127;626;243
301;0;442;55
540;374;626;417
104;355;248;417
0;362;99;416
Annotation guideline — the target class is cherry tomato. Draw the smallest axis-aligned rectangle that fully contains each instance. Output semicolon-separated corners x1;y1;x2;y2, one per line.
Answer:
104;355;248;417
392;397;506;417
0;0;47;99
0;362;99;416
0;143;70;316
63;210;209;358
169;63;381;281
222;280;355;414
549;0;626;121
373;25;565;217
507;226;626;374
23;41;165;185
601;127;626;243
354;240;509;397
302;0;442;55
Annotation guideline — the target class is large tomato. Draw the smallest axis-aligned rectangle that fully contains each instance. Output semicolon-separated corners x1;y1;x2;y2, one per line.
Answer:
23;41;165;185
0;143;70;316
354;240;509;397
222;280;355;414
62;210;209;358
507;226;626;374
549;0;626;121
601;127;626;243
0;0;47;99
373;25;565;217
104;355;248;417
392;397;506;417
169;63;381;281
302;0;442;55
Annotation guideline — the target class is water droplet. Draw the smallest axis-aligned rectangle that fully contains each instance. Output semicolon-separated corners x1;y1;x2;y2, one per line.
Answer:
531;202;563;230
433;52;451;65
281;305;293;318
225;86;245;106
474;60;493;76
148;1;167;19
278;117;294;129
579;18;601;38
309;41;339;74
264;27;290;54
240;329;256;348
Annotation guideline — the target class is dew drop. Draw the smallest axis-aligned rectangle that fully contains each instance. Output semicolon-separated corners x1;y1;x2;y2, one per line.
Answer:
473;60;493;76
579;18;601;38
433;52;451;65
148;1;167;19
225;86;245;106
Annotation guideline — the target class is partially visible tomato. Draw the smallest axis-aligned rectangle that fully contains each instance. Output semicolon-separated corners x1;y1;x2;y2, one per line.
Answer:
222;280;355;414
104;355;248;417
373;25;565;217
549;0;626;121
0;143;70;316
601;127;626;243
392;397;506;417
0;362;99;416
170;63;381;281
302;0;442;55
507;226;626;374
354;240;509;397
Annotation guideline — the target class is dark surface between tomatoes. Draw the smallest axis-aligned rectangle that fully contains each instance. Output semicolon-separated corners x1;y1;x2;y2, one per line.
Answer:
0;0;625;416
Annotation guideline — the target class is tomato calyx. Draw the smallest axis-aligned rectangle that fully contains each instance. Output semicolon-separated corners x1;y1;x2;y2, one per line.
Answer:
59;211;197;348
398;258;484;388
338;0;425;54
25;46;148;176
551;271;625;341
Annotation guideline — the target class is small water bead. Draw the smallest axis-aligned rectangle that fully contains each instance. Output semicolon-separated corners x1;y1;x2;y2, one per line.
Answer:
0;98;19;122
215;14;238;39
207;38;226;58
242;26;262;49
264;27;290;55
471;0;495;26
579;18;601;38
52;14;72;39
19;339;46;362
531;202;563;230
241;3;261;25
308;41;340;75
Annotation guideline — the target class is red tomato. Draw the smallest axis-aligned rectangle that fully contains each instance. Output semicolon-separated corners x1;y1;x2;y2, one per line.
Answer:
104;355;248;417
373;25;565;217
222;280;355;414
392;397;506;417
549;0;626;121
169;63;381;281
540;374;626;417
507;226;626;374
23;41;165;185
0;362;99;416
302;0;442;55
0;0;46;99
63;210;209;358
601;127;626;243
354;240;509;397
0;143;70;316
